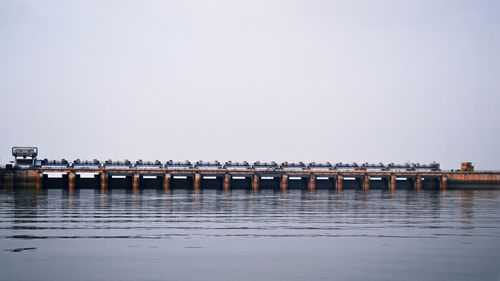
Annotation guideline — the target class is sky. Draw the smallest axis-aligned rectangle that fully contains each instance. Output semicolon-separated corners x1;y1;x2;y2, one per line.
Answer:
0;0;499;169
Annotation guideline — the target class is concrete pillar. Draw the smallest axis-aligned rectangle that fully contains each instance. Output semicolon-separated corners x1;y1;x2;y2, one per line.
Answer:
362;175;370;191
223;174;231;192
194;172;201;191
336;175;343;191
35;171;42;189
68;171;76;190
440;175;447;191
252;174;259;192
280;174;288;191
132;173;140;191
163;173;170;191
100;172;107;190
414;175;422;191
308;174;316;191
389;175;396;191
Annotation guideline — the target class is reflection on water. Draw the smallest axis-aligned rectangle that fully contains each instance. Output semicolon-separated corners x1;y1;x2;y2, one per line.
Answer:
0;188;499;281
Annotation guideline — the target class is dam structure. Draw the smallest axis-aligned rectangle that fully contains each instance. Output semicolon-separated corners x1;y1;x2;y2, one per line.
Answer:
1;147;500;191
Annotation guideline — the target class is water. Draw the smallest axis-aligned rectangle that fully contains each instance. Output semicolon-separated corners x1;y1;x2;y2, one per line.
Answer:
0;188;499;281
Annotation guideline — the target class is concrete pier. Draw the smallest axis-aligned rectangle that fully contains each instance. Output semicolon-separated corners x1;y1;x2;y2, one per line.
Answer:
336;175;343;191
362;175;370;191
194;172;201;191
35;171;41;189
68;171;75;190
100;172;107;190
414;175;422;191
280;174;288;191
389;175;396;191
252;174;259;191
163;173;170;191
132;173;140;191
308;174;316;191
223;174;230;192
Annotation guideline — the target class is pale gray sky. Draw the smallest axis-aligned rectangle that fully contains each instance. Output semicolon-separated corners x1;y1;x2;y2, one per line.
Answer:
1;0;499;169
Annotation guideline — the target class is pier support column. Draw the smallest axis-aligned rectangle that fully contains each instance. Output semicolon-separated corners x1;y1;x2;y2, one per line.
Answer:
362;175;370;191
223;174;231;192
35;171;42;189
440;175;447;191
194;172;201;191
414;175;422;191
100;172;107;190
163;173;170;191
68;171;75;190
308;174;316;191
280;174;288;191
132;173;140;191
389;175;396;191
336;175;343;191
252;174;259;192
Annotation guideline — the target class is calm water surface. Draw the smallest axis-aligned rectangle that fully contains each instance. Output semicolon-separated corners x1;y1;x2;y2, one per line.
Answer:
0;188;499;281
